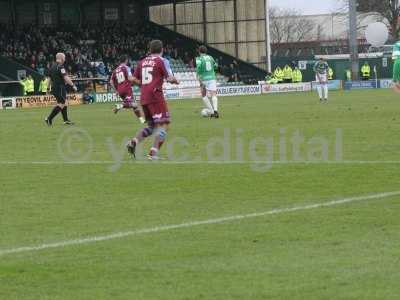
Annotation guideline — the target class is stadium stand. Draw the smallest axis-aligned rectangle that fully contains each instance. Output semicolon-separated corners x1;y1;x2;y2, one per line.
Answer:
0;22;175;78
0;21;263;95
271;40;371;58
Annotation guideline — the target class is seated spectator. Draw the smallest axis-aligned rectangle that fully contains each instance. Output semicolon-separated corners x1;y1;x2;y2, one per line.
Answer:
83;90;95;104
228;63;239;82
96;62;107;77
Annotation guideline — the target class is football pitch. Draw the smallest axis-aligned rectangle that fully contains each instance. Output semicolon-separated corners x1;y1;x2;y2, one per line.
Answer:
1;89;400;299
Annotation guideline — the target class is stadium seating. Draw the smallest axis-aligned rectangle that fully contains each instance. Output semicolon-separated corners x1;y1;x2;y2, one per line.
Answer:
272;41;371;58
0;22;256;92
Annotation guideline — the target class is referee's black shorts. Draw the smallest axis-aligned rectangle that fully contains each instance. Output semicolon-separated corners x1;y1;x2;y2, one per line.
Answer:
52;86;67;104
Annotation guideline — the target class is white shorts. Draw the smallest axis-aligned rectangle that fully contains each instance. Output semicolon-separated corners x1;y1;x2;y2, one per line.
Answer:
202;80;217;92
316;73;328;84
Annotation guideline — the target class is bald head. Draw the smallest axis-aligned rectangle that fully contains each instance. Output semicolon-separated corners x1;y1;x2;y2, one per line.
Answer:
56;53;66;64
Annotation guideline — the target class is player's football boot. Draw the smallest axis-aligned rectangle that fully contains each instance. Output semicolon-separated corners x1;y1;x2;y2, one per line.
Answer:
147;148;164;161
147;154;163;161
213;111;220;119
44;117;52;126
64;120;74;125
126;141;136;158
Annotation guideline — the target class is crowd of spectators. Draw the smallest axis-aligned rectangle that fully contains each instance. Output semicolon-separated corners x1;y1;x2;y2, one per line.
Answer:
219;59;241;82
0;23;187;78
0;22;249;84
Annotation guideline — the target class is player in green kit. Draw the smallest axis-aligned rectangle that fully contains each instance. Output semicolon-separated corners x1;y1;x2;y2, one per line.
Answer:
392;41;400;93
314;58;329;103
196;45;220;118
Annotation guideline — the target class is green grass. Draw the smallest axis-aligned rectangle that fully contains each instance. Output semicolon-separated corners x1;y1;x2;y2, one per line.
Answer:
1;89;400;299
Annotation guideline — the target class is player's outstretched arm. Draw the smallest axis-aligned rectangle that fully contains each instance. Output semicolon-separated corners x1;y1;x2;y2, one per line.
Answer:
167;76;179;85
63;75;78;92
127;75;135;85
213;57;218;71
47;78;52;93
131;76;141;86
315;73;321;83
195;57;201;74
109;77;116;91
313;64;321;83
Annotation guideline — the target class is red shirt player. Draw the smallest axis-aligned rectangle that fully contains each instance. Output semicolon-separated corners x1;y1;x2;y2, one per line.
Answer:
127;40;179;160
110;55;145;123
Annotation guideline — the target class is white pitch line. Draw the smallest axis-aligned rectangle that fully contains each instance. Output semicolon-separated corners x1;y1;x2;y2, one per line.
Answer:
1;191;399;257
1;160;400;165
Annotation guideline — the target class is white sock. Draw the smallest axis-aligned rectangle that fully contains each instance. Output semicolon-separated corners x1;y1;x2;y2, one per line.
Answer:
324;85;328;100
202;96;213;112
317;85;323;99
211;96;218;112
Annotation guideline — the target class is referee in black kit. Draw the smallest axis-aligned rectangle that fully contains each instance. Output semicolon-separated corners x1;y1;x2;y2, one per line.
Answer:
45;53;78;126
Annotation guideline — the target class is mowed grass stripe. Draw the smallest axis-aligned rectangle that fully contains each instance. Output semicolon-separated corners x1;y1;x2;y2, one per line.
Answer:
1;190;399;257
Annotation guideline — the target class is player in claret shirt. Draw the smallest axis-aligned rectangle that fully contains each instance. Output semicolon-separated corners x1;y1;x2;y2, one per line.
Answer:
127;40;179;160
110;55;145;123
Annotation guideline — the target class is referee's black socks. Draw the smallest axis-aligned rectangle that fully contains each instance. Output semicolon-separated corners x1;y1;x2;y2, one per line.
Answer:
48;106;61;121
61;106;69;122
